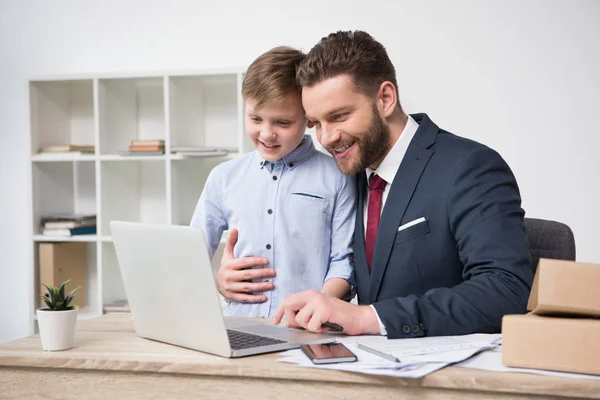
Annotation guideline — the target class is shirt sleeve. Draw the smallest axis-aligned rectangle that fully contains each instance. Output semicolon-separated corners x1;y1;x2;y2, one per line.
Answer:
190;168;228;260
324;173;357;296
370;305;387;335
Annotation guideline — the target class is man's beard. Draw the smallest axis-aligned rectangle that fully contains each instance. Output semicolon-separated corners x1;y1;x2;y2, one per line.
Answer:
333;105;390;175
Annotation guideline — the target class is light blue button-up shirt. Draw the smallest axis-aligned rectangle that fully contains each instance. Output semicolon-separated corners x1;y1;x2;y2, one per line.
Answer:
190;136;356;318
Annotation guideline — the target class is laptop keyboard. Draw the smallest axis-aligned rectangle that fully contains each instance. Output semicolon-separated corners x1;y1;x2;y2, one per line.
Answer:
227;329;287;350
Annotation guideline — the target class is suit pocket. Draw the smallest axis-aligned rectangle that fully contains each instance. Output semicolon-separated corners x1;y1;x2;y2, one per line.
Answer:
394;219;430;244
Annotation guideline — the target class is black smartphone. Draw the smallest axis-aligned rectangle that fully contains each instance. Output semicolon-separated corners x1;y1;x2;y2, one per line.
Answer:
300;343;358;364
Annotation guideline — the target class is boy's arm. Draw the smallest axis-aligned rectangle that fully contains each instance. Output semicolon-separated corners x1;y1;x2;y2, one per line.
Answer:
189;169;227;259
323;173;357;300
321;278;351;299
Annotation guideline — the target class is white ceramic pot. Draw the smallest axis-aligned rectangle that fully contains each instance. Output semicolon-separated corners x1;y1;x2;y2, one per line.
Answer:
36;308;78;351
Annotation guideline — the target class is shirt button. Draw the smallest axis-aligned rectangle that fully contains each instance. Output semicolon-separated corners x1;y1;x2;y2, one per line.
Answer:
260;161;264;166
266;244;272;250
289;162;294;167
402;325;411;334
267;209;273;214
272;176;277;181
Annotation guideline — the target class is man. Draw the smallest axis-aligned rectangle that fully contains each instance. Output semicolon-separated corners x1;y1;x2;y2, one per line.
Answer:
220;30;533;338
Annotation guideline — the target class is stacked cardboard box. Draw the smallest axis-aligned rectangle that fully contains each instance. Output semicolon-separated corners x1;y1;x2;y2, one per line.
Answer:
502;259;600;375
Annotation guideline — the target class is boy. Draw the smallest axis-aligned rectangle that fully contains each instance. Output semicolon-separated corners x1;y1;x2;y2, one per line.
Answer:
190;46;356;318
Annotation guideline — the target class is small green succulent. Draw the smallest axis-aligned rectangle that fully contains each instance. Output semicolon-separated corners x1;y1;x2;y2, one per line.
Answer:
40;280;80;311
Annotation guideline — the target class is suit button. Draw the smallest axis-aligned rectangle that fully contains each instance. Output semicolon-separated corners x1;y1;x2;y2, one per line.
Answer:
412;324;420;333
402;325;411;334
420;323;428;332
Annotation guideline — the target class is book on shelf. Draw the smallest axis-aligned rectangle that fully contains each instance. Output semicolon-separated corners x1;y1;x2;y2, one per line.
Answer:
170;145;237;155
33;151;93;159
42;225;97;237
40;144;95;153
128;144;165;152
175;150;228;157
40;213;96;224
118;150;165;156
43;219;96;229
130;139;165;147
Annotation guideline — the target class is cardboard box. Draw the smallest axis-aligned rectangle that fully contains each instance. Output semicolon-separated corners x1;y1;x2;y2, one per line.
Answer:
502;314;600;375
528;258;600;317
39;242;87;308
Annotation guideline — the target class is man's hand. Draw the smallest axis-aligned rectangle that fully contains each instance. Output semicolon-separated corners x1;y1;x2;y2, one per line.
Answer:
273;290;381;335
216;229;275;303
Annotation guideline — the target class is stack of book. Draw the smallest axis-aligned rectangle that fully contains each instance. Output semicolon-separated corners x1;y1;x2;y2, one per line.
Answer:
121;139;165;155
170;145;231;157
41;214;97;237
38;144;95;156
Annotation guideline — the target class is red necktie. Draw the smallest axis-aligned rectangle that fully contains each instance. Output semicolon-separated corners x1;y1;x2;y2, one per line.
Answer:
366;174;386;270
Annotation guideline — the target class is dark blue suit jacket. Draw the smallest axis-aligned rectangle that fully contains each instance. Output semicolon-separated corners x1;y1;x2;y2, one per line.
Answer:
355;114;533;338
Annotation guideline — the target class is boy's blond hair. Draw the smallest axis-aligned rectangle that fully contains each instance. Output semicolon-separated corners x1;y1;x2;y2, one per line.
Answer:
242;46;305;108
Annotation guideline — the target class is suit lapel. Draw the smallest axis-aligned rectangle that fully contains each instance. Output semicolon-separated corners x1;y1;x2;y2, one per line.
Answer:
368;114;438;303
353;173;370;302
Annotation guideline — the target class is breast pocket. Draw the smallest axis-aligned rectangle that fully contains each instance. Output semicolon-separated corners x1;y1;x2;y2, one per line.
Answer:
394;219;430;244
286;192;331;240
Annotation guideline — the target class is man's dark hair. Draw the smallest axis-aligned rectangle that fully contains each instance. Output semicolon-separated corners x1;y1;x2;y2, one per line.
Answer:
297;30;399;104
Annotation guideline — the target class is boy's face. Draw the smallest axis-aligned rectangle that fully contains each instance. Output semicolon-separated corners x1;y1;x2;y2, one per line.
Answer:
245;95;307;162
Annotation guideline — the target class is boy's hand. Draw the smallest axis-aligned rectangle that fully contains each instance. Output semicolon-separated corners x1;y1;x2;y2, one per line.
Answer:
216;229;275;303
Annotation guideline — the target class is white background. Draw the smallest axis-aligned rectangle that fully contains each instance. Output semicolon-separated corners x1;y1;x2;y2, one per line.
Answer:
1;0;599;342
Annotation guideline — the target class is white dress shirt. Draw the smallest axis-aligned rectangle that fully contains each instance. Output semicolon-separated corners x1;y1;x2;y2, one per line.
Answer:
366;115;419;335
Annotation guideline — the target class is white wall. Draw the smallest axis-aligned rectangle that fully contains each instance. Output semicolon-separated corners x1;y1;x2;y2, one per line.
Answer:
1;0;599;342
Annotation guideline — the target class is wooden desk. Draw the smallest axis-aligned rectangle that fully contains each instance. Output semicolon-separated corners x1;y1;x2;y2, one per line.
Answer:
0;313;598;400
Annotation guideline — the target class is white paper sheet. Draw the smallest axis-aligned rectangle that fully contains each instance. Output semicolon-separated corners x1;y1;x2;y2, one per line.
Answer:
456;347;600;381
339;333;501;362
278;344;449;378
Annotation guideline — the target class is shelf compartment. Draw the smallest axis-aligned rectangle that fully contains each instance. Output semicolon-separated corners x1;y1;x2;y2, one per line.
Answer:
29;79;95;156
100;160;167;233
33;241;100;319
98;77;165;155
169;75;239;152
32;161;97;235
101;242;128;308
170;157;223;226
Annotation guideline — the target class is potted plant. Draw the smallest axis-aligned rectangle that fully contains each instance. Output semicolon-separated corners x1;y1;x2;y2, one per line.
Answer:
37;280;80;351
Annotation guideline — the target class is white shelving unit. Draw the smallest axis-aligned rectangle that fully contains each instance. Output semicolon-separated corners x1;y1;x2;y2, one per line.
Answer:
28;69;248;333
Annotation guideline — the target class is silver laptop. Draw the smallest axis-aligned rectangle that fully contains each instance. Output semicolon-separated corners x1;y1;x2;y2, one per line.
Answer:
110;221;335;357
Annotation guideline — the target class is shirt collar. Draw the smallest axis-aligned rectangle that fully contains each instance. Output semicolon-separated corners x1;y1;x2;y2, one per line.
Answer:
366;114;419;185
257;135;317;171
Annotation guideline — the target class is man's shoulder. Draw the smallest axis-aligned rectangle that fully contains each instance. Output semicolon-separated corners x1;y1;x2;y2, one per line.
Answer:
431;129;511;183
433;129;503;164
436;129;490;153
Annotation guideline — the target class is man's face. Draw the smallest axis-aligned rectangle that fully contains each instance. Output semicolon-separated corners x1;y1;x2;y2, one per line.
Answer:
245;95;307;162
302;75;390;175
